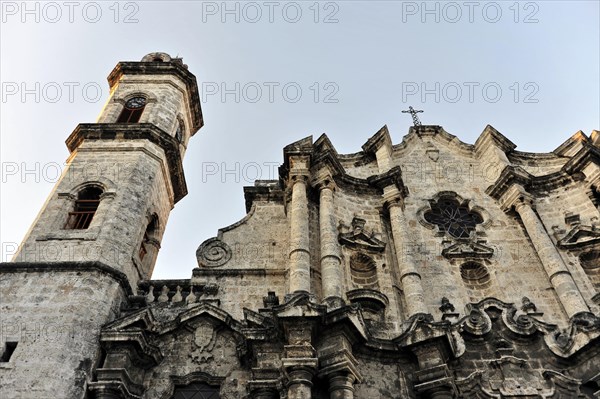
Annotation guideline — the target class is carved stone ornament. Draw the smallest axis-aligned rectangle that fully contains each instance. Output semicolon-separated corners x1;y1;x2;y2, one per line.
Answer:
423;197;484;239
426;144;439;162
557;225;600;249
190;320;218;364
455;355;586;398
196;237;232;267
338;216;386;252
442;240;494;259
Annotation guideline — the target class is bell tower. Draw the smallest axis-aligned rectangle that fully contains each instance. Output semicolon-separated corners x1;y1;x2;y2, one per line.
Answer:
0;53;203;398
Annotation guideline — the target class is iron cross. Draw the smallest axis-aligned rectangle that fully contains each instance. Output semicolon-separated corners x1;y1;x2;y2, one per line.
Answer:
402;106;424;126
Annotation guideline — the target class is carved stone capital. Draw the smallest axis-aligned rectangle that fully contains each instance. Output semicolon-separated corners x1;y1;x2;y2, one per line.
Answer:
289;154;310;172
328;372;356;398
413;364;456;399
248;383;281;399
368;166;408;195
381;187;405;210
289;173;309;186
314;177;337;192
312;166;337;191
282;360;318;388
496;183;534;212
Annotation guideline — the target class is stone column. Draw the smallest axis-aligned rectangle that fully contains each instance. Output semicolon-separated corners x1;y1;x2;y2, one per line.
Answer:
513;198;589;318
249;388;280;399
91;390;122;399
384;187;428;317
318;179;344;308
286;365;316;399
328;373;356;399
288;160;311;294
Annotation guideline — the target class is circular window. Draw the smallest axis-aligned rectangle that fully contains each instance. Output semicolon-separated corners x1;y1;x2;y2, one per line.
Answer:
460;262;491;288
424;197;483;238
580;251;600;270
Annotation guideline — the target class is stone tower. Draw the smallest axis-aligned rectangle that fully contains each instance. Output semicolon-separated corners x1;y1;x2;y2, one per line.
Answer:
0;52;203;398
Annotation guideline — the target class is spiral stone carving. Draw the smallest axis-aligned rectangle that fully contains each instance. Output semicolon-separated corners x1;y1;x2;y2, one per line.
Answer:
196;238;232;267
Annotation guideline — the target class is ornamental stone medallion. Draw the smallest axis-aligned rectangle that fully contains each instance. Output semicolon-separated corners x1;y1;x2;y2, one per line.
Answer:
196;237;232;267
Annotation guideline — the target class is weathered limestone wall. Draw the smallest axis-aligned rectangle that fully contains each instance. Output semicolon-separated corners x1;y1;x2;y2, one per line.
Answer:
218;201;289;271
0;269;125;399
338;154;379;179
507;152;567;175
386;133;571;325
190;272;287;321
352;356;415;398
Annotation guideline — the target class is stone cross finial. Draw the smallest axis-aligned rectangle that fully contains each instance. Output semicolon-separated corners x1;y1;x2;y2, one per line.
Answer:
402;106;424;126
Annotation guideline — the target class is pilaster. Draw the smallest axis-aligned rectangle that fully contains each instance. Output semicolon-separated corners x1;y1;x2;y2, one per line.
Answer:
288;155;312;295
382;185;428;317
315;174;344;309
499;185;590;318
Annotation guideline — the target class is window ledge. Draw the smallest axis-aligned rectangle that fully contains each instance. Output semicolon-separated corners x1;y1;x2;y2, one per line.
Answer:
37;228;100;241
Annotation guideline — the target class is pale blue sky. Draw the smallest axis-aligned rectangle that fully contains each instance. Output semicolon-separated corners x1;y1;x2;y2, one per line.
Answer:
1;0;599;278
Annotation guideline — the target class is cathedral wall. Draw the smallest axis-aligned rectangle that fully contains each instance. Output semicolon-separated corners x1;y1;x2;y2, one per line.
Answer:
332;189;383;235
507;153;567;176
450;307;600;397
534;182;600;307
352;355;415;398
339;155;379;179
219;201;290;271
0;270;124;399
381;137;571;326
197;273;287;320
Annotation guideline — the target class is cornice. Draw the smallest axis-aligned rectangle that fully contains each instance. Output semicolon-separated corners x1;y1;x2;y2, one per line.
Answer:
66;123;188;203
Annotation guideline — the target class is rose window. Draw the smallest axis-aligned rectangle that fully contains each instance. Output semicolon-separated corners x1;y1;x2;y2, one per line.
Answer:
424;198;483;238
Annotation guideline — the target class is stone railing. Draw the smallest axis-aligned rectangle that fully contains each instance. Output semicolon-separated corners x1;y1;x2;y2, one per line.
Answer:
138;280;218;304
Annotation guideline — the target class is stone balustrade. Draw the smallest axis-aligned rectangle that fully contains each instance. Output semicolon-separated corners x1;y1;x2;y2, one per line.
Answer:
138;280;219;304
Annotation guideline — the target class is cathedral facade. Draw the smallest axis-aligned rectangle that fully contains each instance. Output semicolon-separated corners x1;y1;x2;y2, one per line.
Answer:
1;54;599;398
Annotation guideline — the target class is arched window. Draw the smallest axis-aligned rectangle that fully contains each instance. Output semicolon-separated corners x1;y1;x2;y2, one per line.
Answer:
65;186;103;229
139;214;158;261
117;96;147;123
579;251;600;290
175;119;185;143
592;186;600;208
350;253;379;290
460;262;491;289
171;382;220;399
424;197;483;238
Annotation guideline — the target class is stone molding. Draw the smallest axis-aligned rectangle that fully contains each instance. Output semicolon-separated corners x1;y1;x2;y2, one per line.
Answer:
0;260;134;295
66;123;188;203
